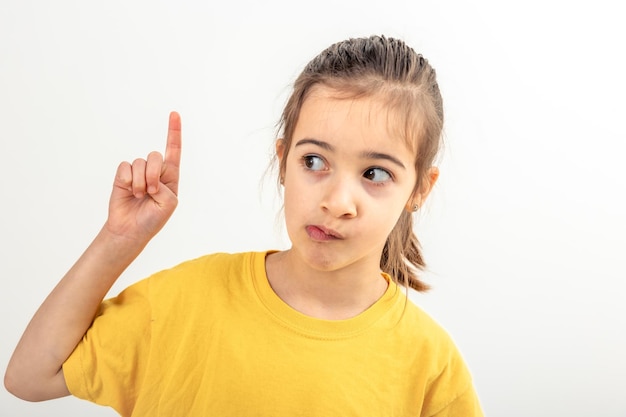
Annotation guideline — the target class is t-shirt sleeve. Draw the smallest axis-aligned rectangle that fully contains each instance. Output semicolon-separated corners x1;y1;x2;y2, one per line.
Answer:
62;278;152;417
426;383;483;417
421;338;484;417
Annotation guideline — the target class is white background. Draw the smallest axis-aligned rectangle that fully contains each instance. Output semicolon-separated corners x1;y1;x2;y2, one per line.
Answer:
1;1;624;416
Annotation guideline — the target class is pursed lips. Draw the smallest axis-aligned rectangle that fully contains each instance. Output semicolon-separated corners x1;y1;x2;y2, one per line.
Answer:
305;225;344;241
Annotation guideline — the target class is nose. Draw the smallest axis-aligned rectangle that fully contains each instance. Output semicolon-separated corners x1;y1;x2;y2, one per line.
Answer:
321;175;358;218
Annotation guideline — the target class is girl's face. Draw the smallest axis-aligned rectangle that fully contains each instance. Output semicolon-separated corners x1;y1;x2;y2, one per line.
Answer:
278;86;420;274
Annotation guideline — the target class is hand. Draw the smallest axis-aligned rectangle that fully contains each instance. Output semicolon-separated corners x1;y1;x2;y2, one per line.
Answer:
105;111;182;243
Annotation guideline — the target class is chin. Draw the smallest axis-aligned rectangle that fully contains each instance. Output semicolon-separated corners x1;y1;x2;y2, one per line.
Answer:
296;246;346;272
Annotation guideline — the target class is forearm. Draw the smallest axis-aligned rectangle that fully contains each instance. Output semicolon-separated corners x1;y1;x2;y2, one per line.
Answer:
6;111;181;401
4;226;149;401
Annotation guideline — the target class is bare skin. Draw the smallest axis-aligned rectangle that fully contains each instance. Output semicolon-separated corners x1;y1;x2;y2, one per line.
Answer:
265;88;438;320
5;102;438;401
4;112;182;401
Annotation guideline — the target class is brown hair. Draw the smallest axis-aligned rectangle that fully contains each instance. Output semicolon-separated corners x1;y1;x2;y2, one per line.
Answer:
276;35;444;291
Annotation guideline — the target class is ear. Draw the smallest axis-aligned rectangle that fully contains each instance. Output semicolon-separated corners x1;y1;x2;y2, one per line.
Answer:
275;139;286;161
276;139;286;183
406;167;439;212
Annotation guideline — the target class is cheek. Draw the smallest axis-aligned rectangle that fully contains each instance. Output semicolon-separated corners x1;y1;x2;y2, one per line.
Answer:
282;178;307;219
378;209;404;234
369;195;410;233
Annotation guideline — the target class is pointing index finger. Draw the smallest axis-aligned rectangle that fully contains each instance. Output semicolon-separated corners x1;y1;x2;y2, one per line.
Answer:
165;111;181;168
161;111;182;194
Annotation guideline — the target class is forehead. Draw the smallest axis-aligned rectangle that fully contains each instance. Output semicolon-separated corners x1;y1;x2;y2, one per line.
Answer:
294;85;418;155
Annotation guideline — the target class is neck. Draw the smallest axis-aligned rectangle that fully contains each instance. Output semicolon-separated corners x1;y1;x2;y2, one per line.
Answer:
265;250;389;320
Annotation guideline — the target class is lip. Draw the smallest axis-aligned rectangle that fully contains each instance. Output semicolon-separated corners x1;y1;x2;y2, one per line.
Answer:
305;225;344;241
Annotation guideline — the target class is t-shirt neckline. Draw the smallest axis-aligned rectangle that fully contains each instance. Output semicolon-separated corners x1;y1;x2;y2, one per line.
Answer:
250;251;402;339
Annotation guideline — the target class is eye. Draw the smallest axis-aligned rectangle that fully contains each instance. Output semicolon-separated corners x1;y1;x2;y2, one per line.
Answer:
363;167;391;183
302;155;326;171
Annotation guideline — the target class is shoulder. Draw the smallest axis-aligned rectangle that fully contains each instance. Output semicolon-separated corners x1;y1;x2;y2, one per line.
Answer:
114;251;270;327
138;251;269;301
394;295;458;353
156;250;255;272
398;298;482;416
148;251;266;284
407;300;469;369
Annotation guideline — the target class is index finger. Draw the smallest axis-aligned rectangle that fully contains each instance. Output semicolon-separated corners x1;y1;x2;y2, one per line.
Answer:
161;111;182;191
165;111;182;168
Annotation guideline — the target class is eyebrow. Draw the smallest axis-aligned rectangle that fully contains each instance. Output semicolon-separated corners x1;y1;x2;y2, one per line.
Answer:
294;138;406;169
295;138;334;151
360;151;406;169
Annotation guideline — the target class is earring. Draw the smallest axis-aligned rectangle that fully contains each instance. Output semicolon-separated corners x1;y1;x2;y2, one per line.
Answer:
412;204;419;212
280;177;284;185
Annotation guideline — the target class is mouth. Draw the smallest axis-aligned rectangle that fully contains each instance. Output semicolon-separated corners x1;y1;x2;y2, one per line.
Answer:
305;225;343;241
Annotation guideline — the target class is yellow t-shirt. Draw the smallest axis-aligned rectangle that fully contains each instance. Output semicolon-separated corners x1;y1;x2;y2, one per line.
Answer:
63;251;483;417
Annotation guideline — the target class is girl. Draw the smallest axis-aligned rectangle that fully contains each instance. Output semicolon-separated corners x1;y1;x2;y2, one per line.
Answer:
5;35;483;416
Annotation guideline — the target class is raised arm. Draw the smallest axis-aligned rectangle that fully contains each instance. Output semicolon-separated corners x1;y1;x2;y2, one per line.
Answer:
4;112;182;401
